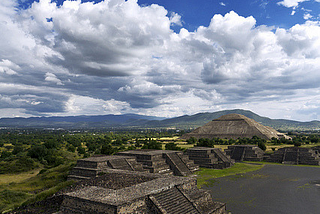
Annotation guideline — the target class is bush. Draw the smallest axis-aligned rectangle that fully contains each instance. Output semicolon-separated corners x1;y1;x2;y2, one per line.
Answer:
186;137;197;144
0;151;12;159
77;146;86;155
101;144;114;155
0;157;38;174
67;144;76;153
12;146;24;155
258;142;267;151
294;142;301;147
165;142;181;151
27;145;48;161
141;140;162;150
196;138;214;148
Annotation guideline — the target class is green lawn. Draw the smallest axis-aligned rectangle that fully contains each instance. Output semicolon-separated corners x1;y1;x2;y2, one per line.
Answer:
195;163;265;188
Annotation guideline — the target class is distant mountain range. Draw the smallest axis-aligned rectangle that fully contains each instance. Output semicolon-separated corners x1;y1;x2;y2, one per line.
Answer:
0;109;320;131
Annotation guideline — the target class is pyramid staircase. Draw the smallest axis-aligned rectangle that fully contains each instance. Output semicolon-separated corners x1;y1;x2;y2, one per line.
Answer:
117;150;199;176
107;158;134;171
150;187;200;214
225;145;264;162
68;155;147;181
186;147;234;169
164;152;193;176
267;147;320;165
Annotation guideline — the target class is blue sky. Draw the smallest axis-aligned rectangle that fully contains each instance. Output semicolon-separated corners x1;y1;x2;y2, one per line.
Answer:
19;0;320;30
1;0;320;121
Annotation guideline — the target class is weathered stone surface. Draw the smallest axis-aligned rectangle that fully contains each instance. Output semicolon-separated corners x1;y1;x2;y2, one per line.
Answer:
267;147;320;165
182;114;289;140
62;170;226;213
68;155;148;181
186;147;234;169
225;145;264;162
117;149;199;176
14;152;225;214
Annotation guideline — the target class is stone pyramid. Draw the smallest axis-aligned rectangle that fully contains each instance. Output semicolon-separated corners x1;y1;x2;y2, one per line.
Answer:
182;113;287;140
267;147;320;165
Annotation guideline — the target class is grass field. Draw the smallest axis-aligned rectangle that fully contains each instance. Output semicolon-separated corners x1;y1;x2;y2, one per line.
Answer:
0;162;75;213
0;169;41;185
195;163;265;188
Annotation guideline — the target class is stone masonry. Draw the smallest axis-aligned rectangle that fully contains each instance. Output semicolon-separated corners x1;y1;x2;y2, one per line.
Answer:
68;155;148;181
267;147;320;165
62;169;227;214
225;145;264;162
64;150;228;214
69;149;199;180
186;147;234;169
117;149;199;176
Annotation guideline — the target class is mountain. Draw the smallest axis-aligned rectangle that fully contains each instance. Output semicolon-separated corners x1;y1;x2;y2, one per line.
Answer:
0;109;319;131
146;109;320;131
0;114;165;129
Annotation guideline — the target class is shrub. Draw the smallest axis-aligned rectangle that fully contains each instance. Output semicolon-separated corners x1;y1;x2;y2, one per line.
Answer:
27;145;48;161
294;142;301;147
258;142;267;151
196;138;214;148
101;144;114;155
165;142;181;151
186;137;197;144
141;140;162;150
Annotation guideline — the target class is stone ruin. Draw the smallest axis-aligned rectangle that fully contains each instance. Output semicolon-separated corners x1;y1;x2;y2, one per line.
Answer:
60;169;226;214
117;150;199;176
186;147;234;169
312;146;320;154
225;145;264;162
64;150;229;213
267;147;320;165
69;150;199;180
182;114;289;140
68;155;148;180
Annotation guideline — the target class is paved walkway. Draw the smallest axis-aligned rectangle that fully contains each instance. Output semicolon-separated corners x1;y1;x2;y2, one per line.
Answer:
203;164;320;214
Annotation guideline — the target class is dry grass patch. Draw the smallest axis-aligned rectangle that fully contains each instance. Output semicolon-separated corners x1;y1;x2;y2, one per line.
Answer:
0;169;42;186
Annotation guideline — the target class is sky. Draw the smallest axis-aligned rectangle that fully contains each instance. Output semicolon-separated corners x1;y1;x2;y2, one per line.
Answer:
0;0;320;121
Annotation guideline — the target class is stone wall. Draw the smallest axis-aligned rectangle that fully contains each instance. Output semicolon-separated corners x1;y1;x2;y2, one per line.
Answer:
62;170;226;214
186;147;234;169
225;145;264;162
267;147;320;165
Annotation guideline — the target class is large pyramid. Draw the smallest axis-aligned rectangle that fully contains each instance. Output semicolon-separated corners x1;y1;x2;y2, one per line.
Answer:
182;114;288;140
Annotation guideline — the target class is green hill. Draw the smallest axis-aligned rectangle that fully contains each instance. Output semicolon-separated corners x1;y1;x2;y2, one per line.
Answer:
0;109;319;131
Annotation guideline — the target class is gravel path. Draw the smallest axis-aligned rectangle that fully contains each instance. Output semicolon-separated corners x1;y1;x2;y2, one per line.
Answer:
203;164;320;214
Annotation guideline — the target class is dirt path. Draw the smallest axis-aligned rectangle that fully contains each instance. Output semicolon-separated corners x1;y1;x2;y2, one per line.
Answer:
203;164;320;214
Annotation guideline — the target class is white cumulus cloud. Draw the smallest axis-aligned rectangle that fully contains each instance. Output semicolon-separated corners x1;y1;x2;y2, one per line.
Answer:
0;0;320;121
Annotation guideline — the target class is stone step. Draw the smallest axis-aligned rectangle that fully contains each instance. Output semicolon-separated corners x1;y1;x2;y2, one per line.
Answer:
213;148;233;164
108;159;133;171
165;153;192;176
69;167;98;177
152;188;199;214
75;160;98;169
68;175;92;181
231;147;245;161
126;159;148;172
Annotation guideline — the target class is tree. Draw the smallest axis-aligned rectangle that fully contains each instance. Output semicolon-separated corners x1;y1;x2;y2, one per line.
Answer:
141;140;162;150
12;145;24;155
258;142;266;151
77;146;86;155
196;138;214;148
186;137;197;144
27;145;48;161
294;142;301;147
101;144;114;155
165;142;181;151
